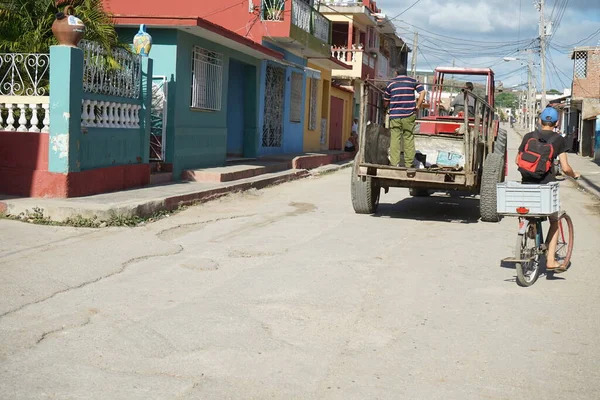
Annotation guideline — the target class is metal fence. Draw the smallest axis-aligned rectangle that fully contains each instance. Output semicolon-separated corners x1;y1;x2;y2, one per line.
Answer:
80;40;142;99
0;53;50;96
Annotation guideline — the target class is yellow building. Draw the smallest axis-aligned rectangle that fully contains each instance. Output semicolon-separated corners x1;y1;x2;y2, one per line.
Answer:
330;85;354;150
303;62;332;152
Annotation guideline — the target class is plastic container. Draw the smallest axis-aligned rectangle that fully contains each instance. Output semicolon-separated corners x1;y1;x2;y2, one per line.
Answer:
496;181;560;215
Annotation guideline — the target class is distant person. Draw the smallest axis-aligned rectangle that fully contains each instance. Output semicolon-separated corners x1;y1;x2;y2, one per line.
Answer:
383;65;426;168
572;127;579;154
351;118;358;137
344;132;358;152
516;106;580;273
451;82;475;116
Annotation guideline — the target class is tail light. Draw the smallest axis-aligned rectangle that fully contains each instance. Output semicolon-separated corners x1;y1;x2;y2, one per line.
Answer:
516;207;530;215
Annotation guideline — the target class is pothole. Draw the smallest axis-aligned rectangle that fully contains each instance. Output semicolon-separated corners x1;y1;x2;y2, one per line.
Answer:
179;257;219;271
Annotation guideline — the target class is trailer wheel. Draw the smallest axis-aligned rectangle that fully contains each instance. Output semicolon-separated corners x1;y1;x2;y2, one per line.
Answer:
480;152;504;222
351;156;380;214
409;188;430;197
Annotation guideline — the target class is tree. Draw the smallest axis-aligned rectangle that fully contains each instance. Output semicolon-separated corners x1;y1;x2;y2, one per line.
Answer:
0;0;123;53
547;89;562;95
495;92;518;109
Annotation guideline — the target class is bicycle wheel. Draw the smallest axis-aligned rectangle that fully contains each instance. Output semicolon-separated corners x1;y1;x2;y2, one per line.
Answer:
554;213;574;270
516;223;541;287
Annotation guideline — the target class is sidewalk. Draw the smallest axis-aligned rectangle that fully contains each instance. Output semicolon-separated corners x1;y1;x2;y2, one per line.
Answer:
0;154;354;223
513;125;600;201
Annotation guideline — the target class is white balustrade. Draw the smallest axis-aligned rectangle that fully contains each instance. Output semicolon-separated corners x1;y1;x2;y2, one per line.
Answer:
331;48;359;63
0;100;50;132
81;99;141;129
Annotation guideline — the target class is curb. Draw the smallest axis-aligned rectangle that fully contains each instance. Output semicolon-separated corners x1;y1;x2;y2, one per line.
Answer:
2;170;310;222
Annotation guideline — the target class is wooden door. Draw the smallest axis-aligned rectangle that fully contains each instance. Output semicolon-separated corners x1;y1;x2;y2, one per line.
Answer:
329;96;344;150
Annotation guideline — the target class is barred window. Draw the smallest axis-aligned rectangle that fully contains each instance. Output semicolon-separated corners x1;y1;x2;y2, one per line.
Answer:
191;46;223;111
308;78;319;130
290;72;303;123
574;51;587;78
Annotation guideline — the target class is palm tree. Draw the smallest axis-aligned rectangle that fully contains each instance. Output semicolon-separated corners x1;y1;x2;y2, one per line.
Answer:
0;0;124;53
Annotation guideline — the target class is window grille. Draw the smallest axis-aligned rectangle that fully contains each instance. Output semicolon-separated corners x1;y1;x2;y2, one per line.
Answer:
290;72;303;123
308;78;319;130
574;51;587;78
191;46;223;111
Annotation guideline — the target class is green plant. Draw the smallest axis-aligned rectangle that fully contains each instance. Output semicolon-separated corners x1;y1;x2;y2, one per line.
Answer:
0;0;126;54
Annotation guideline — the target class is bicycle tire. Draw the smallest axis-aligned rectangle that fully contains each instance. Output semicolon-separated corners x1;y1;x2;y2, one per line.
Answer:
516;224;541;287
555;213;574;270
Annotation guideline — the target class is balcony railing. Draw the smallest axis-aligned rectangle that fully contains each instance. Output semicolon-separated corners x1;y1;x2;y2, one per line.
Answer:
291;0;331;44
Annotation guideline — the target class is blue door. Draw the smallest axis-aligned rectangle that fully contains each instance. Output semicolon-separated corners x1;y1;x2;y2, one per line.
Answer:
227;60;245;157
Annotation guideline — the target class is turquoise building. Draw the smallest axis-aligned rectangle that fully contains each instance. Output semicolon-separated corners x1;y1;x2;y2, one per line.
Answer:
116;22;285;179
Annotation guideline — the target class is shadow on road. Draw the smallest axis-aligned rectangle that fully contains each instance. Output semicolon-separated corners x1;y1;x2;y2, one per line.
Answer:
373;194;481;224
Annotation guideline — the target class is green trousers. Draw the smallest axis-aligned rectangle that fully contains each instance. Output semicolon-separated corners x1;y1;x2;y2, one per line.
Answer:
389;114;416;167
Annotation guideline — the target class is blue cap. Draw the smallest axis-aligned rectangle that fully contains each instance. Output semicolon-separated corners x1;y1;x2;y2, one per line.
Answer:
540;107;559;123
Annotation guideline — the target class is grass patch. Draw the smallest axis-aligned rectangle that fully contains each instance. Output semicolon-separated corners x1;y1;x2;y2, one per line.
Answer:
1;206;189;228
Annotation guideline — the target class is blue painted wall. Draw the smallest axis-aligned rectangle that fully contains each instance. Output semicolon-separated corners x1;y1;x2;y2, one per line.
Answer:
257;43;308;156
117;28;262;178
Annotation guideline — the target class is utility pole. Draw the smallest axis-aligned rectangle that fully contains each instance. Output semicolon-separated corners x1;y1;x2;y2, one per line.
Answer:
538;0;547;109
411;31;418;77
526;49;535;131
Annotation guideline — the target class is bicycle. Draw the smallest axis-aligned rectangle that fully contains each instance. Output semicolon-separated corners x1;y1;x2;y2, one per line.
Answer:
498;182;575;287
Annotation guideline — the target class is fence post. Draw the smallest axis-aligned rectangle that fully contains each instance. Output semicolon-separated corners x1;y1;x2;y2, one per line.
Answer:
139;58;153;164
48;46;83;173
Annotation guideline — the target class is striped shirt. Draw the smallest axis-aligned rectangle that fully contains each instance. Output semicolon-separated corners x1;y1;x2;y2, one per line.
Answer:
384;75;424;119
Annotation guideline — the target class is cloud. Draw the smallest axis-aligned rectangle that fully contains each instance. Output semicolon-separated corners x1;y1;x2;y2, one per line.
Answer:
375;0;600;87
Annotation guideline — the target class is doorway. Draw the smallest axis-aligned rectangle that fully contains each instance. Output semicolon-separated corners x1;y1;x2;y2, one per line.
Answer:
227;60;257;158
329;96;344;150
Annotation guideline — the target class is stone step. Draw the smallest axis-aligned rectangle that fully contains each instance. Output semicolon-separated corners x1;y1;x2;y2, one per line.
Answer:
182;161;291;183
149;172;172;186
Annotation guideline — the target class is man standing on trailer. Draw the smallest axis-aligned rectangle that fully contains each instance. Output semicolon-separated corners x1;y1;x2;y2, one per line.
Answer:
383;65;426;168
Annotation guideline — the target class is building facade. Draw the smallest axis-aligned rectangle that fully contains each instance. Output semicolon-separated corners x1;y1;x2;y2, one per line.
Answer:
571;46;600;159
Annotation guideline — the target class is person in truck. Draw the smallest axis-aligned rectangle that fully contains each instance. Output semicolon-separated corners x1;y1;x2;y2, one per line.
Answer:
450;82;475;116
516;106;580;273
383;65;426;168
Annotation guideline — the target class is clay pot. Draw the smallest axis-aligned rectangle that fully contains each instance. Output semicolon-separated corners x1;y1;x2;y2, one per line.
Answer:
52;6;86;47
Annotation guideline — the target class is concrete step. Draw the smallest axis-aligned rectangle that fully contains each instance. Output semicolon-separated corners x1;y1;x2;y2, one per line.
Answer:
182;161;291;183
149;172;172;185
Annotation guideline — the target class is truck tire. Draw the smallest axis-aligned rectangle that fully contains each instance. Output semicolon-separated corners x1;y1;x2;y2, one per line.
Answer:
409;188;430;197
480;152;504;222
351;157;380;214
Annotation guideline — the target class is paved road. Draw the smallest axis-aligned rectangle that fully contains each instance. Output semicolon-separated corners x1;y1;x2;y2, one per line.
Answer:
1;127;600;399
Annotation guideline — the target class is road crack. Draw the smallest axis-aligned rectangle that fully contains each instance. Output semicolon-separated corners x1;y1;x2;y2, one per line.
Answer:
0;245;184;320
36;316;92;345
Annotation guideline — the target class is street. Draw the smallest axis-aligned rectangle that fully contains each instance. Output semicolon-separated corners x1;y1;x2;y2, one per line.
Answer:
1;127;600;399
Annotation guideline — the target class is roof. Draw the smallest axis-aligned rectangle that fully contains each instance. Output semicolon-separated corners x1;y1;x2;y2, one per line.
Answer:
435;67;495;76
111;14;284;61
570;46;600;59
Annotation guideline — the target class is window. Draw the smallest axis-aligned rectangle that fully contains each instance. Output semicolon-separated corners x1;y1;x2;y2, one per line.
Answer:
308;78;319;130
574;51;587;78
290;72;303;123
191;46;223;111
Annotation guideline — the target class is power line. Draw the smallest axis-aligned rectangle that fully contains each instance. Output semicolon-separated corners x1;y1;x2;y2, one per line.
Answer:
387;0;422;22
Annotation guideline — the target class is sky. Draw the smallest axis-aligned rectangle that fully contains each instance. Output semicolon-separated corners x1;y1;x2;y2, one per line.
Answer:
375;0;600;92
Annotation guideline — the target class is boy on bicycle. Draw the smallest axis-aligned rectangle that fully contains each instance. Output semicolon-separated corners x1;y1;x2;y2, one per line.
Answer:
516;106;580;272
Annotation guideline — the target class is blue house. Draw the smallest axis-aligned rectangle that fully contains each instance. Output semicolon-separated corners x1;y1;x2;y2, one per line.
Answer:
113;15;287;180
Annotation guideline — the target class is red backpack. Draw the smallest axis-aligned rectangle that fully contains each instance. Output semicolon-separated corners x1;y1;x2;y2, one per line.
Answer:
517;132;560;179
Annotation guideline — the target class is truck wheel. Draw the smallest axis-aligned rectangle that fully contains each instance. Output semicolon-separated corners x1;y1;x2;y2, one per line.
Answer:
409;188;430;197
351;157;380;214
480;152;504;222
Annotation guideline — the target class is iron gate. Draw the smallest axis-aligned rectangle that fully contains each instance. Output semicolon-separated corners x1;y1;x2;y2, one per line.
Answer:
150;76;168;161
262;64;285;148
